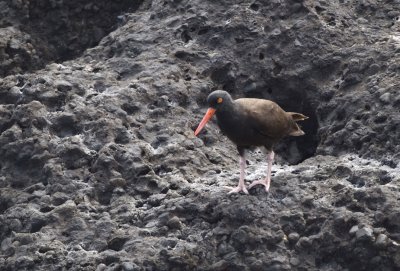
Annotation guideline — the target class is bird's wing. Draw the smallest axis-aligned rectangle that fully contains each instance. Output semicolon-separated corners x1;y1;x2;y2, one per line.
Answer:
235;98;291;139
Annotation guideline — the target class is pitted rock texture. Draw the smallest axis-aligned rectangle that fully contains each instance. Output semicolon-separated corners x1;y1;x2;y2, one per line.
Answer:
0;0;143;76
1;0;400;270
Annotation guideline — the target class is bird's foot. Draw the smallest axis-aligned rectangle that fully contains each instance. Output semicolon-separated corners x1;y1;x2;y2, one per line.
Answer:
248;179;270;192
225;185;249;194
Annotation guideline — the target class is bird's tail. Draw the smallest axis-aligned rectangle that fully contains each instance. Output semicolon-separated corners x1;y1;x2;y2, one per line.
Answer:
288;112;308;136
288;112;308;122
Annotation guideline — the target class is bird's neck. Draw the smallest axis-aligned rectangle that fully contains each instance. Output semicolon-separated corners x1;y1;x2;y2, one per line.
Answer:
216;101;241;120
214;101;245;142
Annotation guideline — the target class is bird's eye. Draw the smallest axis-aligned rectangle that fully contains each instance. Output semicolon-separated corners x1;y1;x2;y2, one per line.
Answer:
217;97;223;104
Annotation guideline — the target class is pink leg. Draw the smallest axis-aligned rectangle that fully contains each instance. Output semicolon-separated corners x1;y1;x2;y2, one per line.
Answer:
249;151;275;192
227;154;249;194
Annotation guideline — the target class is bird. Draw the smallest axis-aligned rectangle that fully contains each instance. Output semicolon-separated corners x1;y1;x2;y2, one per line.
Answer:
194;90;308;194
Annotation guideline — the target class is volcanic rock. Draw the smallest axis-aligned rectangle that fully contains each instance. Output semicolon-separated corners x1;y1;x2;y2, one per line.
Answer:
0;0;400;270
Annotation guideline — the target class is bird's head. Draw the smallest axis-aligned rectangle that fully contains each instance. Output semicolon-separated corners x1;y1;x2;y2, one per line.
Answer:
194;90;232;136
206;90;232;109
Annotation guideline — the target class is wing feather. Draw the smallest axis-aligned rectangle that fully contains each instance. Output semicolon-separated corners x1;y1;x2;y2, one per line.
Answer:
235;98;291;139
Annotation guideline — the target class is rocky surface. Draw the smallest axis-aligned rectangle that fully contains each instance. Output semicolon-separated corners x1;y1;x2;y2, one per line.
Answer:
0;0;399;270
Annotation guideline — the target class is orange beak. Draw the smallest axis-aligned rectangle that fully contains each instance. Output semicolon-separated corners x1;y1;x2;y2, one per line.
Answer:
194;108;216;136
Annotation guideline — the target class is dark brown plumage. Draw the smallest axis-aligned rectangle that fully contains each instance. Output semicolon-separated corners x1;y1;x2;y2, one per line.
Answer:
195;90;308;194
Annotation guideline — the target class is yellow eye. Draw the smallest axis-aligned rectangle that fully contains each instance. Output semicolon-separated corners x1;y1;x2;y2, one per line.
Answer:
217;97;223;104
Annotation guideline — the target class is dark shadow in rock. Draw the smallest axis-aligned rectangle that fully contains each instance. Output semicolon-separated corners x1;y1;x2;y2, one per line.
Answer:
347;175;366;188
30;219;46;233
1;0;144;76
50;114;81;138
0;197;11;214
39;206;54;213
94;184;114;205
210;62;236;92
108;236;129;251
243;78;319;164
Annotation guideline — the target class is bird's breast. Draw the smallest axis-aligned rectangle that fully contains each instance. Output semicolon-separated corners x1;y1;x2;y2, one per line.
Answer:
216;110;268;147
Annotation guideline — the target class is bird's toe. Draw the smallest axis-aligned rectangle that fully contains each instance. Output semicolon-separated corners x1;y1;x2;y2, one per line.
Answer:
248;180;263;189
226;186;249;194
249;179;270;192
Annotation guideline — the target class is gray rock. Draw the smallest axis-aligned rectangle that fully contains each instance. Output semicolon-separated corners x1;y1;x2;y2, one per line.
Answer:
296;237;312;249
288;232;300;244
121;262;140;271
166;216;182;230
375;233;389;249
379;93;391;104
51;192;69;206
55;80;73;92
355;226;374;242
15;256;35;269
1;0;400;270
290;257;300;266
349;225;359;236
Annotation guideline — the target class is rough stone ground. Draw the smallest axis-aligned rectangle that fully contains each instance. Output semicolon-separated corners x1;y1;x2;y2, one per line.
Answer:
0;0;399;270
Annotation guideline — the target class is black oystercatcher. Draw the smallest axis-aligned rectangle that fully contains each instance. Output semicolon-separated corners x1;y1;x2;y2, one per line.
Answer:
195;90;308;194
